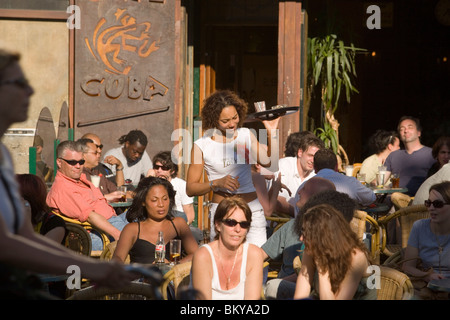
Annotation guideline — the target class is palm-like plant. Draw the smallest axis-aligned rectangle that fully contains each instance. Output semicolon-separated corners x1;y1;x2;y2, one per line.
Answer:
307;34;366;166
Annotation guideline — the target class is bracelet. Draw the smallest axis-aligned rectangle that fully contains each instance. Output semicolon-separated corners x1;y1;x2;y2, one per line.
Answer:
116;167;123;171
209;180;216;192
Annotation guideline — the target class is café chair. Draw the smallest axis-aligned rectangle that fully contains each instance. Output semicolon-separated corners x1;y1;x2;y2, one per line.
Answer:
99;240;130;263
160;261;192;300
54;211;110;256
377;266;414;300
266;211;291;234
67;282;159;300
351;210;381;264
64;223;92;256
378;204;429;257
391;192;413;211
352;163;362;177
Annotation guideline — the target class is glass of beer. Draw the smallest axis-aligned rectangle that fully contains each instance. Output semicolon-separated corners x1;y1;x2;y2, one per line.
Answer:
169;239;181;266
391;173;400;188
118;185;127;202
357;173;366;185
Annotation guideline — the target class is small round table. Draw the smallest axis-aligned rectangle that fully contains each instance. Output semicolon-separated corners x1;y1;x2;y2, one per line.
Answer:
370;187;408;203
109;199;133;208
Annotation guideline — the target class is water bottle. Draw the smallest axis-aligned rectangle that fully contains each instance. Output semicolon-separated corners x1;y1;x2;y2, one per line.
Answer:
155;231;165;264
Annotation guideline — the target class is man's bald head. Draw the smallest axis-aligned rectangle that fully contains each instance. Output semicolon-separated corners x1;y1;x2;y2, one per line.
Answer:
81;133;102;154
296;176;336;209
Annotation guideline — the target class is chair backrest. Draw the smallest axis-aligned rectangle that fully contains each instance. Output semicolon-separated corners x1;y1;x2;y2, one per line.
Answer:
64;223;92;256
400;205;429;248
352;163;362;177
160;261;192;300
391;192;412;211
99;240;130;263
351;210;367;240
377;266;414;300
67;282;159;300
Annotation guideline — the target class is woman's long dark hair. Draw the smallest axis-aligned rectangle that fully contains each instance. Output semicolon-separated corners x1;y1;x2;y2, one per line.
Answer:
16;174;51;225
126;176;176;223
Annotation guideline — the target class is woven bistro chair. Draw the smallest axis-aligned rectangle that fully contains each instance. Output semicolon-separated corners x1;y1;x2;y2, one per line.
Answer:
160;261;192;300
378;204;429;257
67;282;159;300
99;240;130;263
54;211;110;257
391;192;413;211
351;210;381;264
352;163;362;177
377;266;414;300
64;223;92;256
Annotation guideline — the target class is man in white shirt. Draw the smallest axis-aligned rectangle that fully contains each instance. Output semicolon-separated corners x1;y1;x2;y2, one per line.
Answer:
413;163;450;205
102;129;153;186
275;131;325;216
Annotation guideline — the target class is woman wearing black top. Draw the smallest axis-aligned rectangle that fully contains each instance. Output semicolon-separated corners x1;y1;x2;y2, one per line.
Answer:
113;176;198;264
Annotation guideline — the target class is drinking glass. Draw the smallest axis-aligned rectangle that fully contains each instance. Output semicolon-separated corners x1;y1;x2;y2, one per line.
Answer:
357;173;366;185
169;239;181;265
118;185;127;202
345;165;354;176
376;172;385;188
391;173;400;188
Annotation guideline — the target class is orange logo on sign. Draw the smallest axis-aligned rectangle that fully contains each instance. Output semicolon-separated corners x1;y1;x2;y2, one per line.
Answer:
85;8;160;75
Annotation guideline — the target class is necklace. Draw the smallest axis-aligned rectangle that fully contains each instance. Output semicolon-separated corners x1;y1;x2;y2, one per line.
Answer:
218;243;240;290
433;231;449;274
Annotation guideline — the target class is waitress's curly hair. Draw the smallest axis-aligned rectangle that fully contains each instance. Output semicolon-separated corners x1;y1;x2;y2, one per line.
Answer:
200;90;248;131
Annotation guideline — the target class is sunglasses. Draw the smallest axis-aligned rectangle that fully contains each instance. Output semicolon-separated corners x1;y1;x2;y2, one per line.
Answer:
221;218;250;229
59;158;85;166
0;78;30;89
424;199;450;208
154;164;171;171
95;144;103;150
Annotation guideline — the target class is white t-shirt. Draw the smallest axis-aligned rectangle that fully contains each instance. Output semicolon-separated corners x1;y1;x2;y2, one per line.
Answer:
276;156;315;206
102;146;153;185
194;127;255;194
170;177;194;212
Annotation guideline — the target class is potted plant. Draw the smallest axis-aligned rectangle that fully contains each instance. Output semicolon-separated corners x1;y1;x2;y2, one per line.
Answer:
306;34;366;169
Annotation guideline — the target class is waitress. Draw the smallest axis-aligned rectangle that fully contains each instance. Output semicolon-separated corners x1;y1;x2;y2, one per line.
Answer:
186;90;279;247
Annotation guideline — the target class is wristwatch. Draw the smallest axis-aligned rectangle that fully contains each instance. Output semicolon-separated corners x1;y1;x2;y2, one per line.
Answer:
209;180;217;192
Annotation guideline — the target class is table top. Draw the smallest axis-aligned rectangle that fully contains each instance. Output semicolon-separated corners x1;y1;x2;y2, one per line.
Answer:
428;278;450;293
360;203;390;214
109;199;133;208
369;187;408;194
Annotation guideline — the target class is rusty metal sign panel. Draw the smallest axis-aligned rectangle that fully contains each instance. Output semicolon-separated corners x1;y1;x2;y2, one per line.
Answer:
74;0;174;156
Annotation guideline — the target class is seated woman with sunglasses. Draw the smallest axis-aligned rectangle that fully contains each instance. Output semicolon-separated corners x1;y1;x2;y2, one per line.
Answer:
191;196;264;300
402;181;450;298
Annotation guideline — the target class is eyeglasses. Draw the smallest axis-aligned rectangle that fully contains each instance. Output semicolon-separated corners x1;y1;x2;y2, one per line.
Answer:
424;199;450;208
221;218;250;229
0;78;30;89
154;164;171;171
84;151;100;156
59;158;85;166
95;144;103;150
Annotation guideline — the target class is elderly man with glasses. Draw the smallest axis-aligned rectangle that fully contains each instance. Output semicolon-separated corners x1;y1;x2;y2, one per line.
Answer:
81;132;125;187
46;140;128;250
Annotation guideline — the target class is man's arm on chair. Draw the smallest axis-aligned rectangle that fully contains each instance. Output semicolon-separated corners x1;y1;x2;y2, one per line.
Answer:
87;211;121;241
